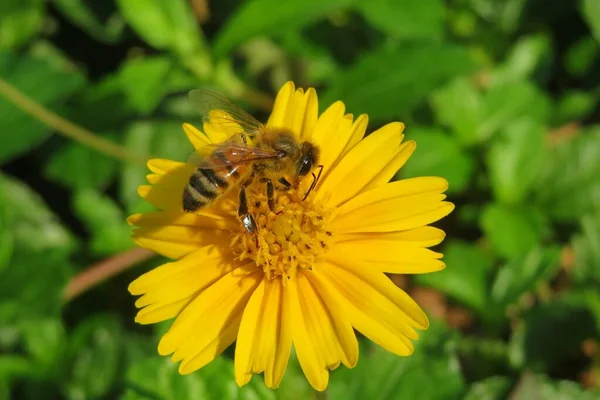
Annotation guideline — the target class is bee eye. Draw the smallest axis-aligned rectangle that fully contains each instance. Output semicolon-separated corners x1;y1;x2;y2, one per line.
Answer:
298;158;312;176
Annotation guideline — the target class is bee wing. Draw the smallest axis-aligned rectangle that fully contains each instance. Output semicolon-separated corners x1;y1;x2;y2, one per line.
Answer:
188;89;264;138
187;141;280;170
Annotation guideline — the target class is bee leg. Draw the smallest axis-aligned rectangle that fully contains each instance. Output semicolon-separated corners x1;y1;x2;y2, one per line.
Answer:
302;165;324;201
265;179;275;211
239;174;257;234
277;178;292;191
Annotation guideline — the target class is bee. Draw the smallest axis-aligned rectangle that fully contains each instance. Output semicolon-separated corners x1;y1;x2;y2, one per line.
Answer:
183;89;323;234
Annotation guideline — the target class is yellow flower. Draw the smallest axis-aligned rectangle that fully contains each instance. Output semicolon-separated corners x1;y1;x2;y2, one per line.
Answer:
128;82;454;391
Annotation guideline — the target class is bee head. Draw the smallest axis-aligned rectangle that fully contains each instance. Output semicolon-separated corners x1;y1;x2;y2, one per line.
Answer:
297;142;319;177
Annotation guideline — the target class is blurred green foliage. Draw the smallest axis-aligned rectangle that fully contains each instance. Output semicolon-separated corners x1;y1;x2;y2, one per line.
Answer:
1;0;600;398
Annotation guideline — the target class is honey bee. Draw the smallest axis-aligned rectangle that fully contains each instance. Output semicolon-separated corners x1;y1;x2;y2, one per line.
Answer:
183;89;322;234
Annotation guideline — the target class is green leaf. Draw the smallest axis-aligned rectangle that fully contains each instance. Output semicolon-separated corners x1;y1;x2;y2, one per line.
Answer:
399;127;475;194
44;138;119;190
280;33;338;84
509;292;600;372
491;246;560;308
120;121;194;213
469;0;528;33
564;36;598;77
582;0;600;43
73;190;133;256
21;319;67;378
214;0;355;56
357;0;444;40
481;204;548;259
123;355;275;400
53;0;125;43
64;315;123;399
415;240;494;314
0;52;86;164
0;174;75;321
534;126;600;222
491;34;552;86
0;0;44;50
116;0;205;57
431;77;484;146
571;210;600;284
118;56;174;114
330;322;465;400
553;91;597;125
479;81;551;142
464;376;513;400
66;73;137;132
322;42;474;120
510;372;600;400
486;118;546;204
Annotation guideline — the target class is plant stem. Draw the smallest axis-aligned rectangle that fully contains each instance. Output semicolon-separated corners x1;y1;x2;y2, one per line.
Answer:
63;248;155;302
0;77;145;165
312;389;328;400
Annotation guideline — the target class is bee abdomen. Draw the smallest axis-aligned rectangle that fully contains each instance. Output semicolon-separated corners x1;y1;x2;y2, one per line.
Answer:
199;168;229;188
183;169;223;212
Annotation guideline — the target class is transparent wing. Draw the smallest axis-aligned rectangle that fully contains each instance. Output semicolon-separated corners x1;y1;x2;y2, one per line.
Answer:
187;140;280;170
188;89;264;137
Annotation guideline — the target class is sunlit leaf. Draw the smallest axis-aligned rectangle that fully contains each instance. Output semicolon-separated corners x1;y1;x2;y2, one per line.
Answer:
571;210;600;284
0;52;85;164
0;0;44;50
214;0;354;56
330;322;465;400
582;0;600;43
44;138;119;190
116;0;205;57
399;126;475;194
53;0;125;43
486;118;546;204
322;43;474;120
431;77;483;146
73;190;133;256
509;292;600;372
63;315;123;399
534;126;600;222
491;246;560;307
415;240;495;314
357;0;444;40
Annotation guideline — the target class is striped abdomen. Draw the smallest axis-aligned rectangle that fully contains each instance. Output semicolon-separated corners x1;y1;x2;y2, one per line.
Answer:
183;166;242;212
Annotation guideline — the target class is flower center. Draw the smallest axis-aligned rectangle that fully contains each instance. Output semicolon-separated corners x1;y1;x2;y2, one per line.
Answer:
231;182;332;280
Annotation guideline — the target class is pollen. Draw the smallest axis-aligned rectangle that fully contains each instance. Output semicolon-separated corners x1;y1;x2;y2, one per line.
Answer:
231;184;333;281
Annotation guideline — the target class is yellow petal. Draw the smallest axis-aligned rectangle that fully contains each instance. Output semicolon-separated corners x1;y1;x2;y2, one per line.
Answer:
132;250;237;309
338;114;368;160
317;122;405;207
318;262;427;356
315;112;354;182
234;280;266;386
364;140;416;190
331;178;452;233
288;277;329;391
266;82;318;141
128;245;235;295
183;123;211;149
300;88;318;140
337;177;449;217
235;278;292;389
326;242;444;274
157;268;262;373
301;271;358;368
334;226;446;248
129;211;237;258
138;162;196;212
267;81;295;128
